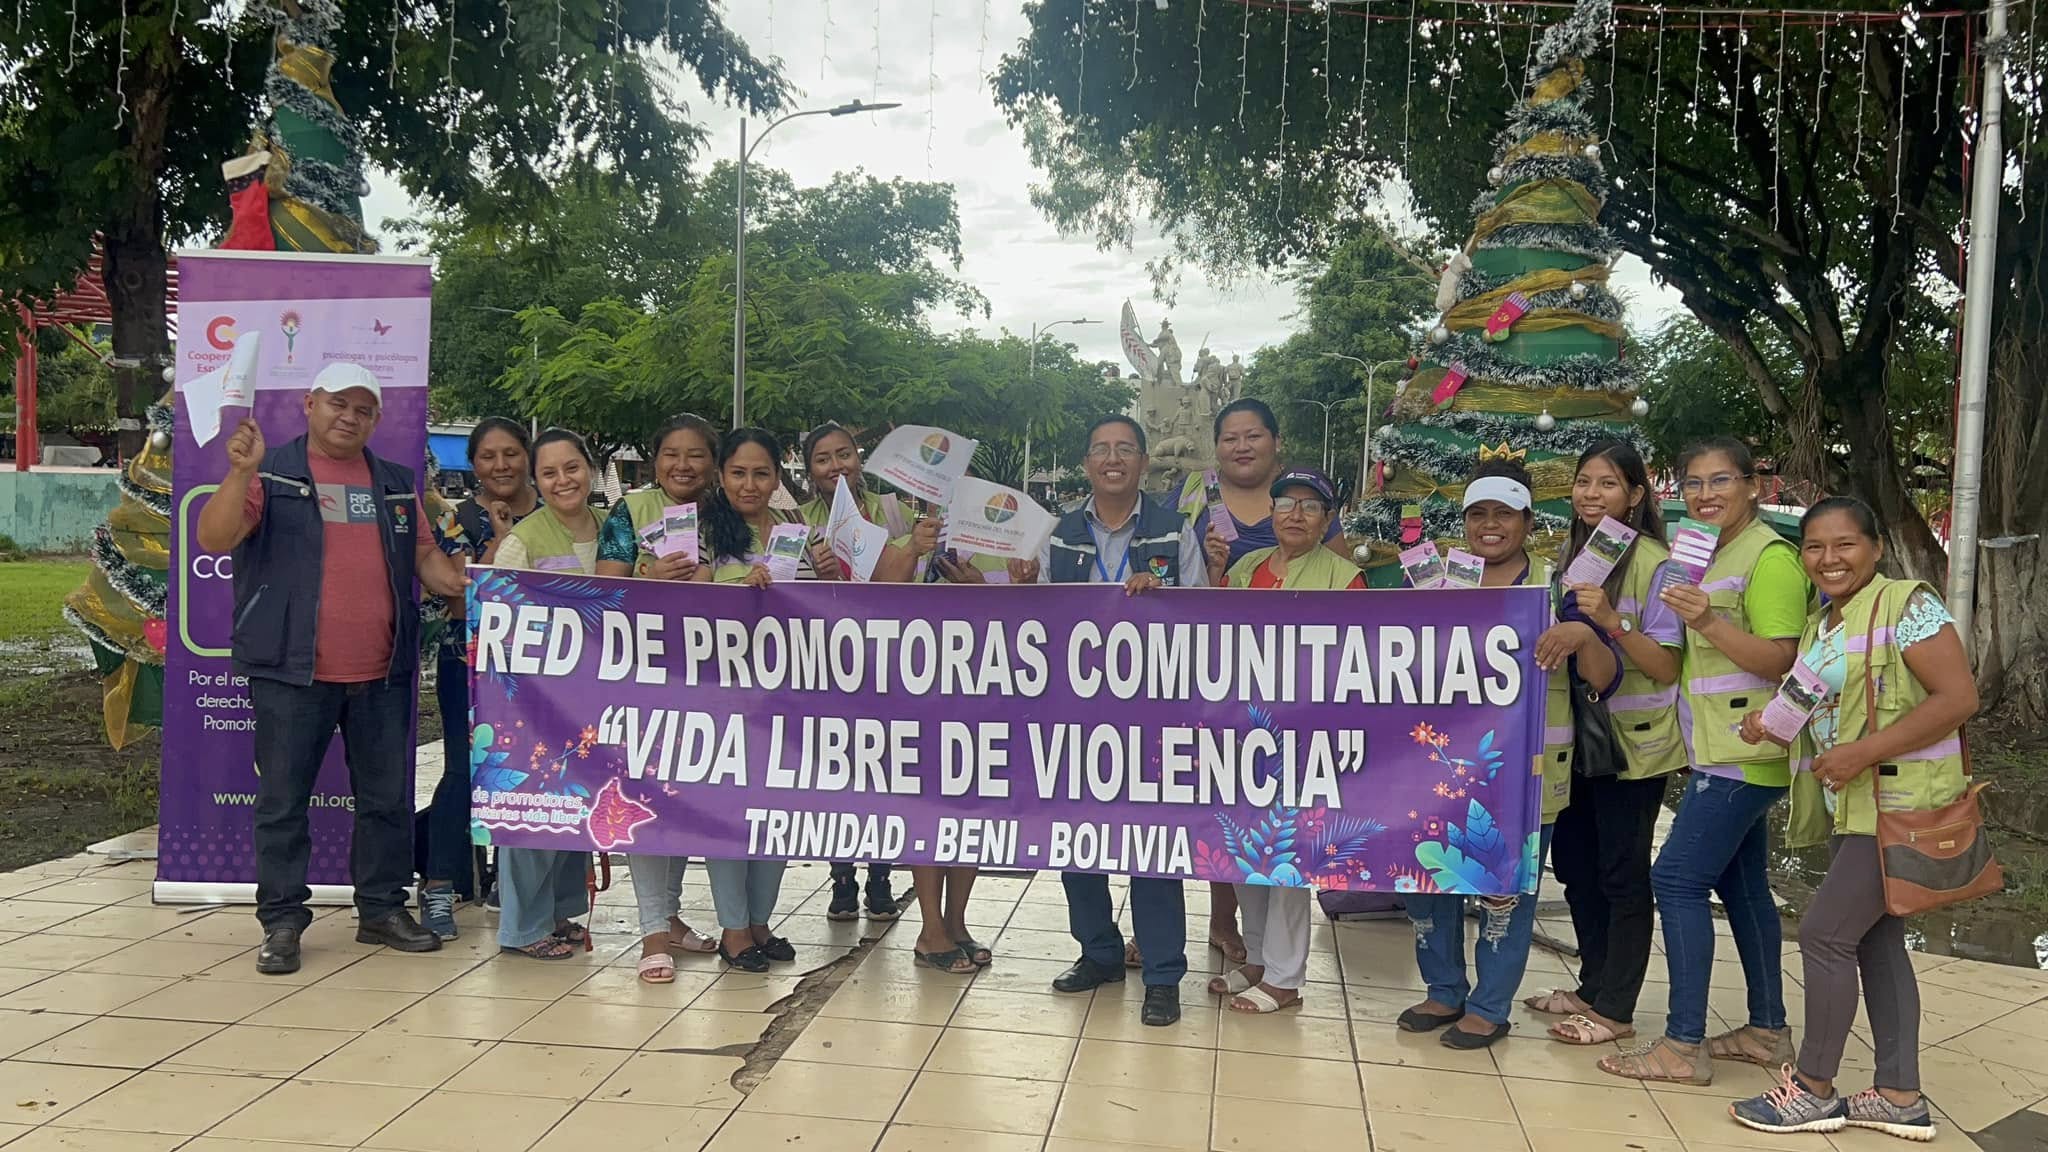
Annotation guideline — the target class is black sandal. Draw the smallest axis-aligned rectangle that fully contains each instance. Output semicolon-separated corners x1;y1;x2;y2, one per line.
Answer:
503;937;576;961
955;937;992;967
756;936;796;964
550;922;589;945
917;946;978;974
719;944;771;973
1396;1006;1465;1033
1441;1019;1511;1049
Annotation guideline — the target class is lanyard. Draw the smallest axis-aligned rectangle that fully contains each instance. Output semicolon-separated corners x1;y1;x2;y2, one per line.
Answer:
1091;525;1131;584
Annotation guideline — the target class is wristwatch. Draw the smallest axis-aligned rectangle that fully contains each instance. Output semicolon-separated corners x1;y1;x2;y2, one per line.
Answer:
1606;618;1633;642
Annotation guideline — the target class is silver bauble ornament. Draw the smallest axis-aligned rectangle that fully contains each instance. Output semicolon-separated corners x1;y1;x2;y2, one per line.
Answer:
1583;142;1603;161
1568;281;1590;301
161;365;177;384
1487;165;1505;186
1429;324;1450;345
150;429;171;451
358;179;373;197
1630;397;1651;418
1534;409;1557;433
1352;543;1375;565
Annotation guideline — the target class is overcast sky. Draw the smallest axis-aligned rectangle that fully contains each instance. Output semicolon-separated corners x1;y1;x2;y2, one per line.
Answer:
362;0;1682;370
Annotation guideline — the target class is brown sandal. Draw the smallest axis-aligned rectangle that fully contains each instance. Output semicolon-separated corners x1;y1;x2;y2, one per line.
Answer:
1597;1037;1714;1085
1548;1012;1635;1046
1706;1025;1796;1067
667;917;718;955
503;936;576;961
1522;988;1586;1015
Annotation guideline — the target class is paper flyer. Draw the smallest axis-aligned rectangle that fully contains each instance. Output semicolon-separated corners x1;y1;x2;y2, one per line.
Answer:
1670;517;1722;584
1204;471;1239;543
1400;542;1446;589
637;519;666;552
825;479;890;581
1562;516;1639;587
945;476;1057;561
1761;653;1833;743
764;522;809;582
1442;548;1485;590
654;503;698;561
184;330;263;447
868;423;978;505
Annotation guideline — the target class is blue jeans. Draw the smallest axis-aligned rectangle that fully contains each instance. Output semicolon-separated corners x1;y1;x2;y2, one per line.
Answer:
496;847;589;948
1408;824;1553;1026
1652;772;1788;1045
423;647;475;893
705;859;787;931
1064;873;1186;986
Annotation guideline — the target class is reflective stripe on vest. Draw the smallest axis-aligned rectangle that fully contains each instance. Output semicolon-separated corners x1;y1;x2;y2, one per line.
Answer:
1606;540;1686;779
1679;518;1801;769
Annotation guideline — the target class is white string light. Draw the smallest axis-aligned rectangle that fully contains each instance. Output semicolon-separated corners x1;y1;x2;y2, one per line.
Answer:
2020;0;2039;220
1929;13;1945;138
1491;4;1514;99
1728;17;1742;151
1129;0;1139;90
609;0;620;120
1354;0;1372;123
1401;0;1416;169
1444;0;1457;126
1081;0;1090;118
64;0;77;73
1323;0;1333;120
819;0;832;82
168;0;179;39
554;0;562;69
1771;9;1785;229
1892;24;1909;230
112;0;128;127
389;0;401;82
1812;13;1828;136
502;0;514;58
1650;4;1664;240
977;0;988;87
873;0;883;109
1603;0;1618;156
1278;0;1290;219
1688;10;1703;135
445;0;460;141
1853;13;1869;170
928;0;938;176
1519;7;1536;98
1195;0;1206;106
1236;0;1249;127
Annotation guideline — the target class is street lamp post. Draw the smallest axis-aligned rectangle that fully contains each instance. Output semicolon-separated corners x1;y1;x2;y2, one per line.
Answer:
1023;317;1095;488
1319;352;1406;499
733;99;902;427
1287;398;1337;477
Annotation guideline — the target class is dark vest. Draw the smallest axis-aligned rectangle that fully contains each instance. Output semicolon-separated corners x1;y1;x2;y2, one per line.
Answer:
230;435;421;686
1048;495;1185;585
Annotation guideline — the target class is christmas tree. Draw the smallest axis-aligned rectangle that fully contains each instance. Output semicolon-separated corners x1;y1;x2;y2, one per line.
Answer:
63;398;173;749
1347;0;1648;580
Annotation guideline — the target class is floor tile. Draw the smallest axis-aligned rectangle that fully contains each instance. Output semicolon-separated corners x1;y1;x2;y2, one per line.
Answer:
951;988;1091;1037
1049;1084;1211;1150
1524;1130;1683;1152
504;999;677;1049
1918;958;2048;1006
74;940;248;978
159;1024;353;1076
442;1042;628;1099
1212;1095;1366;1152
1504;1075;1675;1137
10;1016;220;1069
1216;1010;1354;1061
876;1124;1044;1152
316;955;481;994
107;978;295;1024
1482;1033;1622;1086
40;907;191;941
958;957;1075;997
206;1079;425;1146
1653;1090;1821;1150
568;965;719;1009
0;873;61;900
0;904;83;934
701;1111;883;1152
182;1140;362;1152
1066;1037;1213;1093
51;1070;277;1135
1353;1026;1499;1075
360;1089;572;1152
0;1061;134;1126
0;972;177;1015
644;1009;771;1054
1909;1045;2048;1132
926;1028;1076;1082
243;986;424;1031
1213;1050;1361;1107
1365;1110;1530;1152
738;1058;914;1122
687;974;803;1014
821;978;967;1027
589;1052;744;1110
201;946;364;987
298;1032;491;1089
0;1012;93;1060
896;1070;1060;1136
380;995;547;1042
1359;1063;1518;1122
0;969;49;999
781;1017;942;1070
553;1101;725;1152
1079;997;1220;1049
0;1129;184;1151
21;878;155;906
440;957;608;1001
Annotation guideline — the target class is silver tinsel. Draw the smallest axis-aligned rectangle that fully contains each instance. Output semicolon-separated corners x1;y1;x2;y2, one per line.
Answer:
1528;0;1610;82
1409;411;1651;459
1428;331;1634;393
1347;497;1570;545
1477;221;1619;263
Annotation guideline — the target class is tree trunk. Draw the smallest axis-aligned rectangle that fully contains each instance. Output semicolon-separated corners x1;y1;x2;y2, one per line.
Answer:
99;33;178;460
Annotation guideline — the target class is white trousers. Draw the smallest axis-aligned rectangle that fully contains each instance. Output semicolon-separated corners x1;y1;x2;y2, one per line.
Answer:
1234;883;1313;990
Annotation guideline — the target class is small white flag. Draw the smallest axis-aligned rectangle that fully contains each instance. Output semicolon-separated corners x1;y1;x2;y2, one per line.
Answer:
184;330;262;447
827;479;891;581
868;423;978;505
944;477;1057;561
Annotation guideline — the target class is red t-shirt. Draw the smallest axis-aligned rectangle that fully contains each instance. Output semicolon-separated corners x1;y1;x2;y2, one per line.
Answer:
243;451;429;683
1247;561;1367;590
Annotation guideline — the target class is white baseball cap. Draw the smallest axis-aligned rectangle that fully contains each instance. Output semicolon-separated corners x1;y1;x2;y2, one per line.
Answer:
310;362;382;404
1462;475;1533;511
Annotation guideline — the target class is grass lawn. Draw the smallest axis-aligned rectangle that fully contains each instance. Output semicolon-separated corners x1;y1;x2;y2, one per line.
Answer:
0;559;91;643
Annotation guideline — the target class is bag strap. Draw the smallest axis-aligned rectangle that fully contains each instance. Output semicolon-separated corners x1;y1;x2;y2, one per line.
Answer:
1864;594;1884;808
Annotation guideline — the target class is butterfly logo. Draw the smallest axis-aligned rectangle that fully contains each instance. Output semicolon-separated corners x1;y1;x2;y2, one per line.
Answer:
371;318;393;336
588;777;657;851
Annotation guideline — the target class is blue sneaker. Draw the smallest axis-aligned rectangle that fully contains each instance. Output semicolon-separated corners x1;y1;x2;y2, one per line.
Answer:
1846;1088;1936;1142
419;886;459;940
1731;1066;1848;1136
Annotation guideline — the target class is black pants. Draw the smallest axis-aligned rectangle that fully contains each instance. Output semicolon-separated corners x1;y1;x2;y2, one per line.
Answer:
1550;770;1670;1023
421;647;477;894
251;676;414;933
831;862;893;886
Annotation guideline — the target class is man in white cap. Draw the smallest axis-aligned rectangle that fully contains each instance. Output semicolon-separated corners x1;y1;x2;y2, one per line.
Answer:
196;363;469;974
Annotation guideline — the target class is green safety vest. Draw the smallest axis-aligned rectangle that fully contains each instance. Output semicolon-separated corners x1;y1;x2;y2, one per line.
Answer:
504;503;599;575
619;487;701;577
1605;538;1688;781
1527;555;1573;823
1224;544;1361;590
1786;576;1968;841
1678;517;1807;784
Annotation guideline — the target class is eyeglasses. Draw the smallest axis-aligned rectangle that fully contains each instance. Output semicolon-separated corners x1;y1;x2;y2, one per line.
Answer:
1273;496;1327;516
1086;443;1143;460
1680;473;1751;495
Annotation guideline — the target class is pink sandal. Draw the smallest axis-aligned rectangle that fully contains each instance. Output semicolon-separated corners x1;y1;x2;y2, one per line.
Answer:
637;952;676;984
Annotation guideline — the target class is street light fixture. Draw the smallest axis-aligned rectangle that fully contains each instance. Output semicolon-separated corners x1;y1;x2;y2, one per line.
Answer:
1319;352;1407;499
732;99;903;427
1023;318;1096;487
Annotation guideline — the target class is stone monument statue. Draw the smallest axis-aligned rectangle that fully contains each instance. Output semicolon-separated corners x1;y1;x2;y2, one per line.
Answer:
1224;354;1245;403
1120;301;1215;490
1148;320;1184;386
1192;347;1227;414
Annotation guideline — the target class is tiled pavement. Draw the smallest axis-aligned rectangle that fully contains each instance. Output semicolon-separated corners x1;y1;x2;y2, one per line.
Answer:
0;751;2044;1152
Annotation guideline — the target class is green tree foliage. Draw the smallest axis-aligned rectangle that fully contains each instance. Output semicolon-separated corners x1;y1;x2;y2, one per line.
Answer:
3;329;120;436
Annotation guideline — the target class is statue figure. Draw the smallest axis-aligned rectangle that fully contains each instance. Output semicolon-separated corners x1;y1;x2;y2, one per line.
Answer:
1192;347;1227;413
1148;320;1183;386
1224;354;1245;403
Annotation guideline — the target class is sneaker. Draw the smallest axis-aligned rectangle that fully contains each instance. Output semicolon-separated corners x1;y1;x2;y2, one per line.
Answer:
1845;1088;1937;1142
419;886;459;941
826;875;859;922
1731;1065;1848;1135
864;879;901;921
256;926;301;975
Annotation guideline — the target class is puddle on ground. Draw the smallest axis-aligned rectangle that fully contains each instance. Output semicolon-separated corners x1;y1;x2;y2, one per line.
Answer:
0;636;93;677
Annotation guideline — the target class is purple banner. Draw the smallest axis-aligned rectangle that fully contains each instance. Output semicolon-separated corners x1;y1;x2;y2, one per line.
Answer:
161;251;433;898
467;572;1552;895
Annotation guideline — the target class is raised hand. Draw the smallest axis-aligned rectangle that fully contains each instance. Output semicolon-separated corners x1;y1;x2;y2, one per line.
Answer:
225;419;265;474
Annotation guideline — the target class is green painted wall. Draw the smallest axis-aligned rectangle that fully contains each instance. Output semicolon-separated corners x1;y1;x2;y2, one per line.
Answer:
0;468;120;553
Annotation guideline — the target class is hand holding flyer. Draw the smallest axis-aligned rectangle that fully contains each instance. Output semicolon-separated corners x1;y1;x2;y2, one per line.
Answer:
764;523;809;582
1760;652;1834;744
653;504;698;561
1670;517;1722;584
1204;471;1238;543
1562;516;1638;588
1442;548;1485;590
1400;542;1446;589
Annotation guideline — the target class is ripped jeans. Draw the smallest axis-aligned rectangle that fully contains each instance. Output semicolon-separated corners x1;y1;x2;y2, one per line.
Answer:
1406;823;1553;1027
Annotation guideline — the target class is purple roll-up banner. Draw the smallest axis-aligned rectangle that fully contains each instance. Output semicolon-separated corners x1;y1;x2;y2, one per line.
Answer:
467;575;1552;895
159;251;434;905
